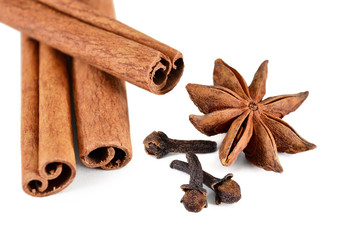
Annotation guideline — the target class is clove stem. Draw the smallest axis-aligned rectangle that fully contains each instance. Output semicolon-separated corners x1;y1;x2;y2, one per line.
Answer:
167;139;217;154
170;160;219;188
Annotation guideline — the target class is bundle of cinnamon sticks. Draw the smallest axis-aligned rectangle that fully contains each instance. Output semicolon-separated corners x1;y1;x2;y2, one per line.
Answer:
0;0;183;196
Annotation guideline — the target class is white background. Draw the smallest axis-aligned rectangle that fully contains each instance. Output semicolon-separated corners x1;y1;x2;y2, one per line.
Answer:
0;0;361;239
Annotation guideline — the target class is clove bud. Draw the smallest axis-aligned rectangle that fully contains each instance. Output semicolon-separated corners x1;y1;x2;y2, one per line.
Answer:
143;131;217;158
179;153;207;212
170;159;241;205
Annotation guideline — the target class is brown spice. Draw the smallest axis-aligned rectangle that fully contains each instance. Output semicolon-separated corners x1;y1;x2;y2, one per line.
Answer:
170;160;241;205
0;0;184;95
71;0;132;170
21;36;76;197
186;59;316;173
143;131;217;158
37;0;183;83
179;153;207;213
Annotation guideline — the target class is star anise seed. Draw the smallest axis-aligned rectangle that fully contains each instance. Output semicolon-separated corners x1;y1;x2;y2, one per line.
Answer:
186;59;316;173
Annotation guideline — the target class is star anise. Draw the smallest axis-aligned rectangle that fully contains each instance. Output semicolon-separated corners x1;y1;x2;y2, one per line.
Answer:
186;59;316;173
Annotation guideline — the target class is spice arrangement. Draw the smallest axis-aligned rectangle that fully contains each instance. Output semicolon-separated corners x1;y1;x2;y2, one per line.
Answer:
143;59;316;212
143;132;241;212
1;0;316;210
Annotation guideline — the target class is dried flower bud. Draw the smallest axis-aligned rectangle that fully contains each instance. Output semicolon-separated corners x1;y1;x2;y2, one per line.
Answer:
212;174;241;205
170;160;241;205
180;187;207;213
143;131;217;158
143;131;169;158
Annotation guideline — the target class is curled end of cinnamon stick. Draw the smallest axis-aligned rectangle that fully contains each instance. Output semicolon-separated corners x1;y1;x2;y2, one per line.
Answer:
22;161;76;197
149;55;184;95
80;145;132;170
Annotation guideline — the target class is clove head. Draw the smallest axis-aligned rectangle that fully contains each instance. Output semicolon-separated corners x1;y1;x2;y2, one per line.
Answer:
143;131;169;158
212;174;241;205
181;185;207;213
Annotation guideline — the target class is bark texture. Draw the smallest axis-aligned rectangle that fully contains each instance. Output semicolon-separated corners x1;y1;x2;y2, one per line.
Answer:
0;0;184;94
72;0;132;169
21;36;76;197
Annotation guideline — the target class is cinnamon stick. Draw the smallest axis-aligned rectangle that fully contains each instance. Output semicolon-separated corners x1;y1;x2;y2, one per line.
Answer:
21;36;76;197
36;0;183;74
0;0;184;94
72;0;132;169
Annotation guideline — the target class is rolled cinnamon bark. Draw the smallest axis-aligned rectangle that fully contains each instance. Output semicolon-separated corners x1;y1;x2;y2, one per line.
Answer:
0;0;184;94
21;36;76;197
72;0;132;170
